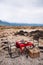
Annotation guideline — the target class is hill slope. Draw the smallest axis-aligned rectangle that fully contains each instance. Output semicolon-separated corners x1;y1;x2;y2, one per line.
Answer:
0;20;43;26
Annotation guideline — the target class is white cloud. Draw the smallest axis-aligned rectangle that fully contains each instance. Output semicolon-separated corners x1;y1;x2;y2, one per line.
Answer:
0;0;43;24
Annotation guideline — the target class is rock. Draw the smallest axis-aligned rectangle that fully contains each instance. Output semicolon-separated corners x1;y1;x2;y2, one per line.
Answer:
30;30;43;40
15;30;28;36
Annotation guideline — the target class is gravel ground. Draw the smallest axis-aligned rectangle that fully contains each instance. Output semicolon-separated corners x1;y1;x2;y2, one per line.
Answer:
0;29;43;65
0;50;43;65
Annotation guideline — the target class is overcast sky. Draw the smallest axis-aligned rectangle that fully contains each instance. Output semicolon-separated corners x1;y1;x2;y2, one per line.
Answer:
0;0;43;24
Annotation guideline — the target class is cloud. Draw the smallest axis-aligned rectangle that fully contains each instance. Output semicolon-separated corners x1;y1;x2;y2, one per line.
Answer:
0;0;43;24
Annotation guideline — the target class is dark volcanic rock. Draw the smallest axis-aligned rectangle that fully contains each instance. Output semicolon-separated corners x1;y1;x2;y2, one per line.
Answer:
30;30;43;40
15;30;28;36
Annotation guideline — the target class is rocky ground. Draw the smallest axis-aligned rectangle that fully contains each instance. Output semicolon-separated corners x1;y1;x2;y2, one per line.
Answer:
0;28;43;65
0;50;43;65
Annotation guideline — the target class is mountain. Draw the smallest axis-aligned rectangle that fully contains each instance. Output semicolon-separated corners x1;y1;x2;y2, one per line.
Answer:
0;20;10;26
0;20;43;26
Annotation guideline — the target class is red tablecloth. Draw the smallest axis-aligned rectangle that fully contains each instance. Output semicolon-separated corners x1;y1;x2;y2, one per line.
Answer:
16;41;33;50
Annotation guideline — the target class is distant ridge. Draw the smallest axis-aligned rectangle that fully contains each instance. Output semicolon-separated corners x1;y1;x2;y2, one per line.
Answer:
0;20;10;26
0;20;43;26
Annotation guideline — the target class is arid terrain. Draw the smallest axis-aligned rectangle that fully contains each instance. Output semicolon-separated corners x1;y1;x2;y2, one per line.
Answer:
0;26;43;65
